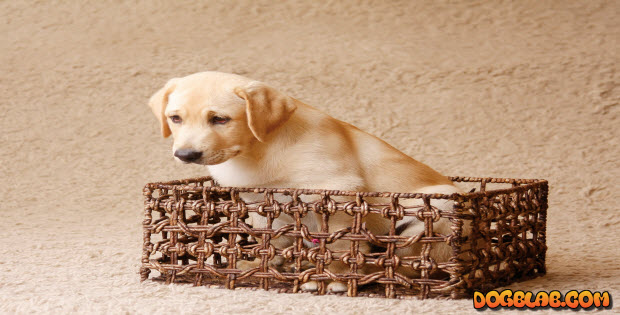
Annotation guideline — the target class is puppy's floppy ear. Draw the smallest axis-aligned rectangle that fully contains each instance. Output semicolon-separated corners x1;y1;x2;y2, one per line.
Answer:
234;82;298;142
148;78;178;138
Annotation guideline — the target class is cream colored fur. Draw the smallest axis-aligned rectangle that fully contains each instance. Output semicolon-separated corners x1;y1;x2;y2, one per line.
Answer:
149;71;461;293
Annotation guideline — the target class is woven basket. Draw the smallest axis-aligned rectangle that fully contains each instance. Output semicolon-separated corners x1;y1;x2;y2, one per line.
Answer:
141;176;548;299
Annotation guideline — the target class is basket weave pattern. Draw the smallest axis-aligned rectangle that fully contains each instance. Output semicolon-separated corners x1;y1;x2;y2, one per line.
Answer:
141;176;548;299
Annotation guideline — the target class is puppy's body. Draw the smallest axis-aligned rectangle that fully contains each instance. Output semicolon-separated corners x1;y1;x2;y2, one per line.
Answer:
209;101;452;191
149;71;461;292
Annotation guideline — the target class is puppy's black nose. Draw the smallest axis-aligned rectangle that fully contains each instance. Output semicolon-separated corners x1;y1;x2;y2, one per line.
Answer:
174;149;202;163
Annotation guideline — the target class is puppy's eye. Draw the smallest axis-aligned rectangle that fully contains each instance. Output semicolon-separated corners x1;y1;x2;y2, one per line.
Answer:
169;115;182;124
210;115;230;125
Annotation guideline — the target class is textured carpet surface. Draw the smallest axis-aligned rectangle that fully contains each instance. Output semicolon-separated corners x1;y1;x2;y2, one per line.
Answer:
1;1;618;314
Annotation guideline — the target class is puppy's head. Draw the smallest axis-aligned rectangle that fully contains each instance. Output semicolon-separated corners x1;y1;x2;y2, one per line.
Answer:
148;72;297;165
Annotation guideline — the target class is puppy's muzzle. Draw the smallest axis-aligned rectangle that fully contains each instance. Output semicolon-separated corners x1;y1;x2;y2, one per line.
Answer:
174;149;202;163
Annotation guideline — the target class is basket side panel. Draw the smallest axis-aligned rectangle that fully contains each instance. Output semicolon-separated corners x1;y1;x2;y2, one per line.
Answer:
461;181;548;293
140;177;548;300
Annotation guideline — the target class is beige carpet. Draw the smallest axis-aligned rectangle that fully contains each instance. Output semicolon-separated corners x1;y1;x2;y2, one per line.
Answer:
1;1;618;314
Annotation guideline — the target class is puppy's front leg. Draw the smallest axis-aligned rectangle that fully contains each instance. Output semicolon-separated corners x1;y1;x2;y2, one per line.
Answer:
301;211;386;293
325;212;355;293
299;212;355;293
237;211;294;270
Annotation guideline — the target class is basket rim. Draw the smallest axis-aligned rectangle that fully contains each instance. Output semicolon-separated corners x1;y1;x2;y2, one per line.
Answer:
144;176;548;200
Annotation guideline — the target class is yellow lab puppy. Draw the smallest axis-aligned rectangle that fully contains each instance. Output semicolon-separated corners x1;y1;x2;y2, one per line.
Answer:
148;71;460;292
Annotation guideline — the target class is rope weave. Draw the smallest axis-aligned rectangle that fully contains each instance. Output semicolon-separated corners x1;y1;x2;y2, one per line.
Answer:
140;176;548;299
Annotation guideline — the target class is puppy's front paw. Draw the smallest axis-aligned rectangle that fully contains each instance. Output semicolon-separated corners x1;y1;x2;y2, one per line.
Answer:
327;281;347;293
300;281;318;292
